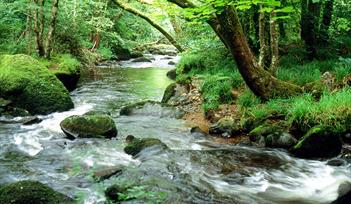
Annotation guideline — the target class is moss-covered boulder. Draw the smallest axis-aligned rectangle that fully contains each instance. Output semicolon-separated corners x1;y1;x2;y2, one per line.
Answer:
0;180;73;204
60;114;117;139
124;135;168;156
0;54;74;115
291;125;342;158
209;117;241;137
50;55;81;92
161;83;176;104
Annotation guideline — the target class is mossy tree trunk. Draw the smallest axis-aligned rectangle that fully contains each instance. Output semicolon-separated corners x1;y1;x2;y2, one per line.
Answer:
33;0;46;57
112;0;184;52
269;11;279;75
258;4;268;69
167;1;302;100
216;7;301;100
45;0;59;59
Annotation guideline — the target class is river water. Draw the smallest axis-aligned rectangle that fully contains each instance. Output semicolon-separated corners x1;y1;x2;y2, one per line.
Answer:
0;55;351;204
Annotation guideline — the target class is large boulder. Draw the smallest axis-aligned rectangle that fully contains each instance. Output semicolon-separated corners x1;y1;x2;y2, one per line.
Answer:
60;113;117;139
0;54;74;115
0;180;73;204
291;125;342;158
124;135;168;156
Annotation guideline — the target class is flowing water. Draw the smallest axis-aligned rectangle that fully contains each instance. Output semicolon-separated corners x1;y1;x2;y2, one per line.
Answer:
1;55;351;204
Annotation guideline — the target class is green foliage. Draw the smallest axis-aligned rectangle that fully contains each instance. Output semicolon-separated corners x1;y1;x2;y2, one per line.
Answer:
237;89;261;108
288;88;351;133
201;74;234;112
97;47;113;60
176;48;243;88
176;47;243;112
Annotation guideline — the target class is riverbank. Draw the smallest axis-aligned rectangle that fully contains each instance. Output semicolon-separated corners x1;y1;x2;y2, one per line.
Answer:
164;47;351;160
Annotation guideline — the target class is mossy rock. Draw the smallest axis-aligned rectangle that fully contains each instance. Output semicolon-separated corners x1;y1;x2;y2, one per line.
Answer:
209;117;241;137
0;180;73;204
0;54;74;115
60;114;117;139
161;83;176;104
291;125;342;158
166;69;176;80
124;136;168;156
249;124;282;141
120;100;160;116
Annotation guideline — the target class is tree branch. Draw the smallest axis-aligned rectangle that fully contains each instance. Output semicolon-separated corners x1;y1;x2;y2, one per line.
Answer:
112;0;184;52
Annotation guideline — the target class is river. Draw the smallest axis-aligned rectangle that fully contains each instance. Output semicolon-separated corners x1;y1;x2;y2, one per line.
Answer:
0;55;350;204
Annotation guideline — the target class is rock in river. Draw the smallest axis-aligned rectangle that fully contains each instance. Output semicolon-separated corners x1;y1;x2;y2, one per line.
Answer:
0;180;74;204
291;125;342;158
0;54;74;115
60;113;117;139
124;135;168;156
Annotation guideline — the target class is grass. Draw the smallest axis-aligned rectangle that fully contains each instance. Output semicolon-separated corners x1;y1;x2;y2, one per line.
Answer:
239;88;351;134
174;38;351;119
176;47;244;112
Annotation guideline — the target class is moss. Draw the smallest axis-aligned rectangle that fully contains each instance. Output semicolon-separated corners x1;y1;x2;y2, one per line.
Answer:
48;54;81;91
60;114;117;139
124;137;168;156
161;83;176;104
0;180;73;204
0;54;74;115
249;124;283;138
291;125;342;158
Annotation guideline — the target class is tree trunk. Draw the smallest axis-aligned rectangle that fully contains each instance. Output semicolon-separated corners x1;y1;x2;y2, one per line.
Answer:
258;5;268;69
91;32;101;51
46;0;59;59
269;11;279;75
167;0;302;100
278;0;287;39
112;0;184;52
301;0;321;60
216;7;301;100
33;0;45;57
320;0;334;43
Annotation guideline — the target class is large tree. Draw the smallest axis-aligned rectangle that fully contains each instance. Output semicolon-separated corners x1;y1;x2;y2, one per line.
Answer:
167;0;302;100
